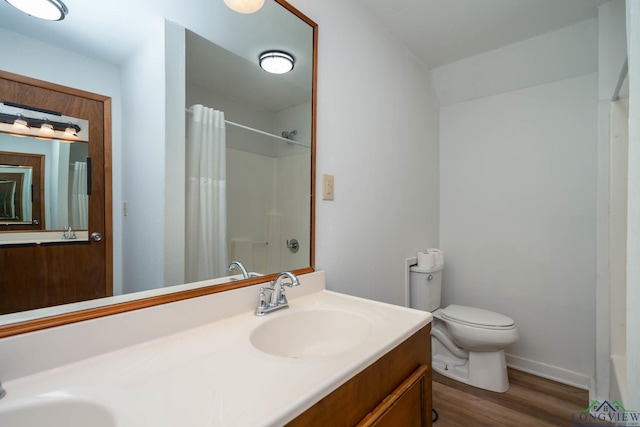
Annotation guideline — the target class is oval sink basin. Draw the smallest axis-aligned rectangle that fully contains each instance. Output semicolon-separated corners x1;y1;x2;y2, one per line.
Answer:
250;309;372;358
0;398;116;427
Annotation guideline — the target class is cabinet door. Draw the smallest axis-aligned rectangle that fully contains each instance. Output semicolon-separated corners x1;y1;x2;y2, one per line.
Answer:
357;365;430;427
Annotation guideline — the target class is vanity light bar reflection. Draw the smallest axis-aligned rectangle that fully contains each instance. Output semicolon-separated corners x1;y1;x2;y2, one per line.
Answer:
0;112;81;140
0;102;88;142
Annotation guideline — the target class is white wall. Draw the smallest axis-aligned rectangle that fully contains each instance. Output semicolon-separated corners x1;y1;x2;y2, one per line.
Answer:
440;73;598;388
288;0;440;306
120;19;167;293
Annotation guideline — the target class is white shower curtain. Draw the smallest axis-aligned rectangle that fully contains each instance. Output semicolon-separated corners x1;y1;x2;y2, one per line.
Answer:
70;161;88;229
185;105;228;282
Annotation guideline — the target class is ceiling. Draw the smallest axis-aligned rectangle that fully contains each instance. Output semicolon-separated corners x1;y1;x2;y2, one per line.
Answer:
355;0;609;69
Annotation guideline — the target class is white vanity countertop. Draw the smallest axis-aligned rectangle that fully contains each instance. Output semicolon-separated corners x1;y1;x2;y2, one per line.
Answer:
1;286;432;426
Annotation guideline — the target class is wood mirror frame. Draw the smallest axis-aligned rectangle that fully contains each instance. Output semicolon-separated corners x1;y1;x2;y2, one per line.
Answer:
0;0;317;339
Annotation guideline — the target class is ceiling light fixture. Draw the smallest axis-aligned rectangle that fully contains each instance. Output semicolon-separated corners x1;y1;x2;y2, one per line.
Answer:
4;0;69;21
223;0;264;14
259;51;295;74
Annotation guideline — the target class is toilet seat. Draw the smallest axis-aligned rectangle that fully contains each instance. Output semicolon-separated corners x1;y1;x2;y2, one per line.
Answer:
441;305;515;330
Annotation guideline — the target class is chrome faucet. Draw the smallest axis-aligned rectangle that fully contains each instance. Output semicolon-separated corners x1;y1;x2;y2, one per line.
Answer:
254;271;300;316
61;226;76;240
228;261;250;279
0;381;6;399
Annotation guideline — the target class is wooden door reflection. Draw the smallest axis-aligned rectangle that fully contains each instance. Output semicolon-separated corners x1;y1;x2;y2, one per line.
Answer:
0;72;112;315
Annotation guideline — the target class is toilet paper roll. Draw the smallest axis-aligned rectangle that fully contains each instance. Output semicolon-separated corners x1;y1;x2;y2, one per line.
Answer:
428;248;444;265
417;251;436;268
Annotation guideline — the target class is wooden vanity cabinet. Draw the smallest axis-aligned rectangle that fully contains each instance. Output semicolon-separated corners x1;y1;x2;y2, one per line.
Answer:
287;324;432;427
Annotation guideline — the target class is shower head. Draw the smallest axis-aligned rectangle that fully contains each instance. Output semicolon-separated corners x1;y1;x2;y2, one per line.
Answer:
281;129;298;140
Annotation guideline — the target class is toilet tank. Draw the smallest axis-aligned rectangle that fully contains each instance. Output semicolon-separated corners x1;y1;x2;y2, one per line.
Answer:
409;264;443;312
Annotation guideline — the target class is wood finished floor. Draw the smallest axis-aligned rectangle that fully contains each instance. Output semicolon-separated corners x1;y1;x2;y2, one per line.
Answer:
432;368;591;427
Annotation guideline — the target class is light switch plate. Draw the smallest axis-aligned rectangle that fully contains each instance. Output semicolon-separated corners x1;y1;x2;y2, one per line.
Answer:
322;174;334;200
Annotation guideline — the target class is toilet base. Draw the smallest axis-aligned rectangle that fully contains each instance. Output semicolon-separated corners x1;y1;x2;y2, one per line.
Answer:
432;335;510;393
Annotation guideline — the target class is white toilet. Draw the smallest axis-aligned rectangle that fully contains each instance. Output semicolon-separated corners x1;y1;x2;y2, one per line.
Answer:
410;264;519;392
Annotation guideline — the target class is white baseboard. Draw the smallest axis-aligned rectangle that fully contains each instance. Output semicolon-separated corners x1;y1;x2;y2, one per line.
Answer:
506;353;593;391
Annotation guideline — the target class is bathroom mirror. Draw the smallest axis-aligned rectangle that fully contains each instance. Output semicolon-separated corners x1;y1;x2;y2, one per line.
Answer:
0;0;316;336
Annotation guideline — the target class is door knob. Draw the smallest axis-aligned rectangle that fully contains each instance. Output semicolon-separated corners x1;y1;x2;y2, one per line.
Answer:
91;232;103;242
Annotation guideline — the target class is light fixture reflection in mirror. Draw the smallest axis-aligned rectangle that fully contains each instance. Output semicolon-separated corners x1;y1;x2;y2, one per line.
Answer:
65;123;78;138
12;114;28;132
3;0;69;21
39;118;55;136
259;51;295;74
223;0;264;14
0;103;87;142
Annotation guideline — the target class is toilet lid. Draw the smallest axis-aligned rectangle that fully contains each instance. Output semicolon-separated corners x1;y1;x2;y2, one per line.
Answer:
441;305;515;328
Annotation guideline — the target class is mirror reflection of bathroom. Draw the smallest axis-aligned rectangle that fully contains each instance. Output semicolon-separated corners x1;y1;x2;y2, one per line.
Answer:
0;134;89;234
0;102;90;242
185;29;312;283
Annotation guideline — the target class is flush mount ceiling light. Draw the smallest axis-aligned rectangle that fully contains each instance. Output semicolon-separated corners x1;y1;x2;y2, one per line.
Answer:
4;0;68;21
259;51;295;74
223;0;264;14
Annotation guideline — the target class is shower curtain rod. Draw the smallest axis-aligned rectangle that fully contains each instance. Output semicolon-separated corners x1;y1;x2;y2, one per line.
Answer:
185;107;310;148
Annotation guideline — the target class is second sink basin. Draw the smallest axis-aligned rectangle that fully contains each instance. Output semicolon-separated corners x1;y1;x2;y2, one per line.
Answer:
0;398;115;427
250;309;372;358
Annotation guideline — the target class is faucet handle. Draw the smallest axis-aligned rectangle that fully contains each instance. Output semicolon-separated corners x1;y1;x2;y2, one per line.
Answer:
278;287;288;305
255;287;268;316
